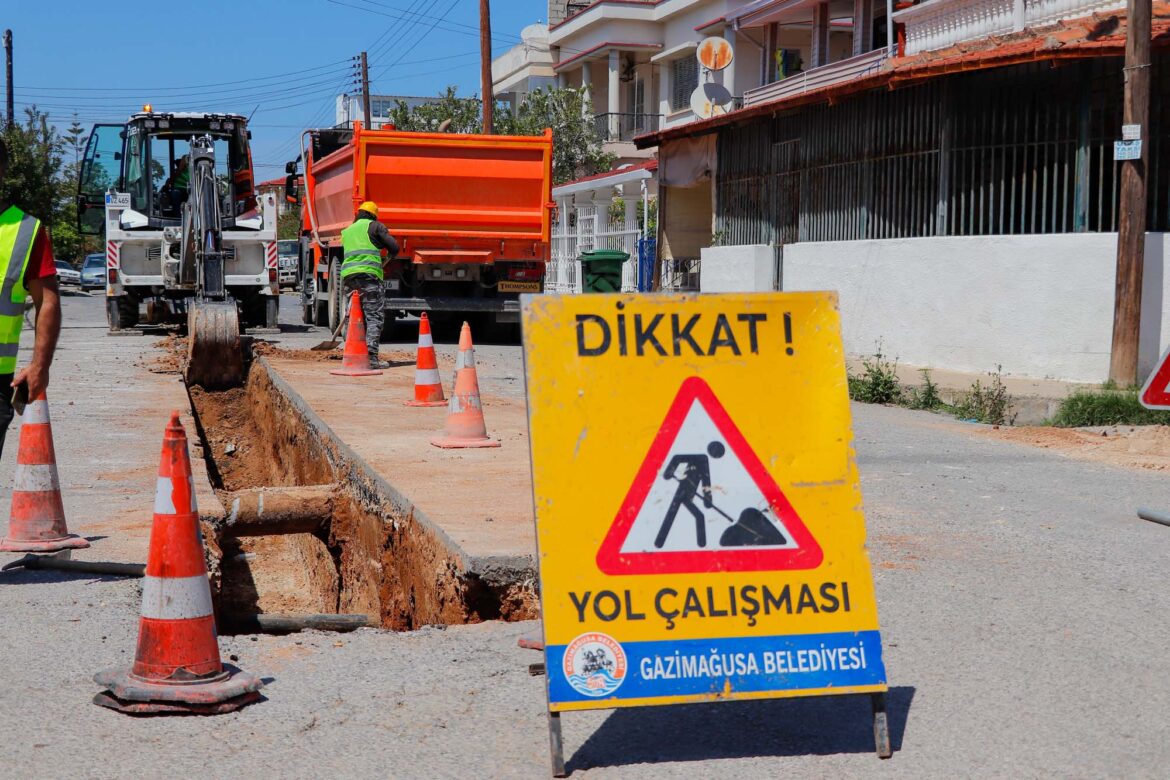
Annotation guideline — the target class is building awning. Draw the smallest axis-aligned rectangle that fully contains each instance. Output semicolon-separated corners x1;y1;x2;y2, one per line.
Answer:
637;1;1170;149
554;42;663;72
554;160;659;198
650;41;699;62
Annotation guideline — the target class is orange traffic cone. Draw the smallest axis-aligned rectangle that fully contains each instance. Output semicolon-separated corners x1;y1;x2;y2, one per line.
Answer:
1;392;89;552
330;291;382;377
93;412;264;715
430;322;500;449
405;313;445;407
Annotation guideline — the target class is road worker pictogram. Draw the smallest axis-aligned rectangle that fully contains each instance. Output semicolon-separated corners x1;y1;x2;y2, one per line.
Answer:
596;376;823;574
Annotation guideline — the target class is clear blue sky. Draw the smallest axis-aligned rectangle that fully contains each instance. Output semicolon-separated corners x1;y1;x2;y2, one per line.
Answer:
5;0;546;177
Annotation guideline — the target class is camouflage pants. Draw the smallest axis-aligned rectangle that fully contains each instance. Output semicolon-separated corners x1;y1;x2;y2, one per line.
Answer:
343;273;385;357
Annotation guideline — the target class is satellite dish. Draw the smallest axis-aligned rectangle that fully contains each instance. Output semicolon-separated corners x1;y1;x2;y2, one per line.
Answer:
697;37;734;71
690;82;733;119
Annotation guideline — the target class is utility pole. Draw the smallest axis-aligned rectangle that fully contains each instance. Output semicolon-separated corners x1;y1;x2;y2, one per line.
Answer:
360;51;372;129
479;0;493;134
4;30;13;128
1109;0;1152;385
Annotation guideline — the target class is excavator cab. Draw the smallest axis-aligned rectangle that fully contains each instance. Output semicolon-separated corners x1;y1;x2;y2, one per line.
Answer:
79;114;255;232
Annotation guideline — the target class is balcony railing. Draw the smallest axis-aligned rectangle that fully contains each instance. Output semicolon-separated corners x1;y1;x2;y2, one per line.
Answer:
743;49;888;108
593;112;661;142
895;0;1125;55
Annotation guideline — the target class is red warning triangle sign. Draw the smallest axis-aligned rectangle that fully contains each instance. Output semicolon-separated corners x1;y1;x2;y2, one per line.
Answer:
1141;344;1170;410
596;377;824;575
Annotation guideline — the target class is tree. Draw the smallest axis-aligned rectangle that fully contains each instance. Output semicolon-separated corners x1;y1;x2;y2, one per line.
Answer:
498;87;616;185
387;87;482;134
1;107;64;226
277;207;302;240
55;115;95;261
387;86;616;185
1;108;103;262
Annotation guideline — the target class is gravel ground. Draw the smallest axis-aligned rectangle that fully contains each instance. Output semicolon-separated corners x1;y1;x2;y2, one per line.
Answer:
3;294;1170;778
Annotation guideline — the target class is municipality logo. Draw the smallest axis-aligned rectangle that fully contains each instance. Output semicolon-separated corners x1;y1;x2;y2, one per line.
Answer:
563;632;627;697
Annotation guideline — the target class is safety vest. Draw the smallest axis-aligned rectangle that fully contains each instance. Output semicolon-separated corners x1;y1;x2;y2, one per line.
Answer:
0;206;39;375
340;219;384;281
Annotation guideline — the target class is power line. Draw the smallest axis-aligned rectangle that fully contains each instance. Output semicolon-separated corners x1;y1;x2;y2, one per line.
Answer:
18;58;355;93
326;0;522;47
372;0;459;86
368;0;431;63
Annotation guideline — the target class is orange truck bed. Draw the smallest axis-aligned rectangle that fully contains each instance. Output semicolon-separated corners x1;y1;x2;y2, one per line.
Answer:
305;123;554;263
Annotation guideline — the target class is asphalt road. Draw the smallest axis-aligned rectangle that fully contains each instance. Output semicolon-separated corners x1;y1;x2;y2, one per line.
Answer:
2;292;1170;778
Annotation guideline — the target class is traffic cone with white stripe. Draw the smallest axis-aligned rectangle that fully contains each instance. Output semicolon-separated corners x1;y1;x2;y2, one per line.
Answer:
93;411;264;715
330;291;382;377
430;322;500;449
0;392;89;552
405;313;445;407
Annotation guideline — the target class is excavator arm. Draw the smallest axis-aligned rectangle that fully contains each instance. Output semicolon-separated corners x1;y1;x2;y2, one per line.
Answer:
182;135;244;389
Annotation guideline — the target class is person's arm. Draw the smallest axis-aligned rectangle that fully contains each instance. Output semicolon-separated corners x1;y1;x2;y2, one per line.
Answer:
13;276;61;399
368;221;399;263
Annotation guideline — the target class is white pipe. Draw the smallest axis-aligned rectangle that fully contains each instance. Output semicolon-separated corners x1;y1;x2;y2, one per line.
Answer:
641;179;649;240
887;0;895;57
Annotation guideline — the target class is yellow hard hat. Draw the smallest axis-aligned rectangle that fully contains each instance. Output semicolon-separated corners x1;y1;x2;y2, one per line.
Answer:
358;201;378;216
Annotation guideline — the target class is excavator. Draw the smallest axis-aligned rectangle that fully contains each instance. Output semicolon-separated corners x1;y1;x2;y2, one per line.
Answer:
78;109;280;388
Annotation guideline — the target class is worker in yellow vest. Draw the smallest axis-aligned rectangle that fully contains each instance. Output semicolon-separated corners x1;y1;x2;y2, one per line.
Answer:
0;138;62;457
340;201;398;370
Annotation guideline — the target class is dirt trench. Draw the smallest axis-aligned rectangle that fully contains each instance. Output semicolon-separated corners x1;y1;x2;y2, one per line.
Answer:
187;357;536;632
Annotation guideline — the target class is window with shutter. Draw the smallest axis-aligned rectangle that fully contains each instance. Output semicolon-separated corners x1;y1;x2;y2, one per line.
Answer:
671;57;698;112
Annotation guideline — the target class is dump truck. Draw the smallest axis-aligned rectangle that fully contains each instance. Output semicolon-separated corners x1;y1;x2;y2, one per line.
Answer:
287;122;554;333
77;110;280;387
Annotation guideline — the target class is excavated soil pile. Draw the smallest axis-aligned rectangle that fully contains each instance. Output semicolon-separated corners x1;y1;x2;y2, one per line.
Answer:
251;340;414;366
187;360;535;632
984;425;1170;471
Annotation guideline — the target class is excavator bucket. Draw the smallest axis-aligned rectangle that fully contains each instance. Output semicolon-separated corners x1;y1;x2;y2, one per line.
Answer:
186;301;244;390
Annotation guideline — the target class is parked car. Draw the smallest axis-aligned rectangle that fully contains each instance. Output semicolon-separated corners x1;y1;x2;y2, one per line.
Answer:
80;253;107;291
54;260;81;286
277;239;298;289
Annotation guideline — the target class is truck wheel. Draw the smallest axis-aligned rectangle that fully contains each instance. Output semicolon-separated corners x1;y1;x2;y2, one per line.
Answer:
107;295;139;331
327;259;342;333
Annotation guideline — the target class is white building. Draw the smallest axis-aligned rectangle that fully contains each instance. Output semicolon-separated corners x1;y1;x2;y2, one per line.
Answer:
492;23;557;111
335;94;439;130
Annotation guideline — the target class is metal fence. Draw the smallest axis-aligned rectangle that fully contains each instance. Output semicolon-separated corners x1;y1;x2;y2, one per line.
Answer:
549;203;641;293
716;56;1170;246
594;113;661;142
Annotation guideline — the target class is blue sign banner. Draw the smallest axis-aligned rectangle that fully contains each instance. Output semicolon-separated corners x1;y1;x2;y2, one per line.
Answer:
546;630;886;706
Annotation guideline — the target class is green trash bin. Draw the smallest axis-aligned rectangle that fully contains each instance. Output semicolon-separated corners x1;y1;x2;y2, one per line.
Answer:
579;249;629;293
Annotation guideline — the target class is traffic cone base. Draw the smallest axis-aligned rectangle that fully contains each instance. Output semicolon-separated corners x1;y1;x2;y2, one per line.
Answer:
331;290;382;377
405;313;446;406
93;664;263;714
430;322;501;449
1;394;90;552
94;412;263;715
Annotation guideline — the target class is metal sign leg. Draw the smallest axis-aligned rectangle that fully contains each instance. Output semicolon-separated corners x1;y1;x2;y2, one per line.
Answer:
871;692;892;759
548;710;567;777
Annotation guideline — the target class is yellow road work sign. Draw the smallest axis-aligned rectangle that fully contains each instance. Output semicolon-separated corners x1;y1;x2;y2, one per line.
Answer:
522;292;887;711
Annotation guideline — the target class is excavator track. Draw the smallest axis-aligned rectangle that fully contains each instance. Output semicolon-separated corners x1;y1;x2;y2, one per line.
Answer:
186;301;244;390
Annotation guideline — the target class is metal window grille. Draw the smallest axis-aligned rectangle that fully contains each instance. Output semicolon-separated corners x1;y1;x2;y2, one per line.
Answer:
672;57;698;112
715;57;1170;246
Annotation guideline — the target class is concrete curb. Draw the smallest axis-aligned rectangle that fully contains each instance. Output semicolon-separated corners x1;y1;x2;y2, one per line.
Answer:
256;355;537;588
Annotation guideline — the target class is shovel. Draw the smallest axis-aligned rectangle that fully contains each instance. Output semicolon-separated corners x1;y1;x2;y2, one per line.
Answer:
310;312;348;351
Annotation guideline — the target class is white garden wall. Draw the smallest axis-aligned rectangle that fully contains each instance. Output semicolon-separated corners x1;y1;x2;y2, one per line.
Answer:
777;233;1170;384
